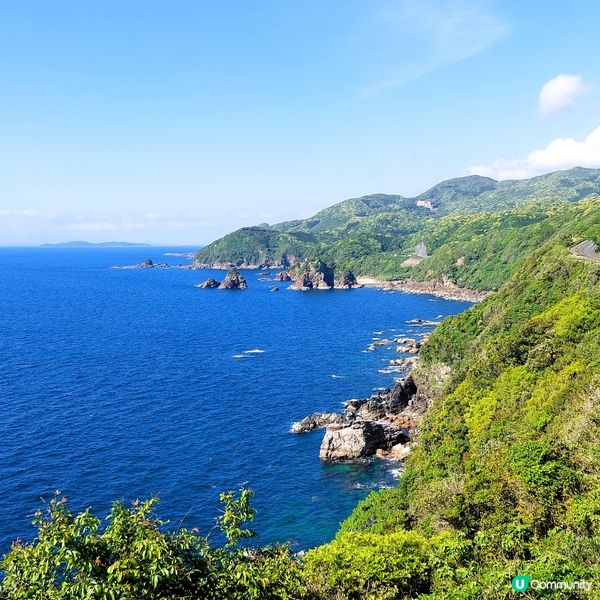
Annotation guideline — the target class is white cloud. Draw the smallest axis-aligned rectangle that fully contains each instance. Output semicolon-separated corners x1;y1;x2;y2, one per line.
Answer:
538;74;589;115
469;125;600;179
360;0;509;97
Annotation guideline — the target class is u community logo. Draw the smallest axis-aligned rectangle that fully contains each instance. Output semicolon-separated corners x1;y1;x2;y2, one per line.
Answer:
512;575;593;593
512;576;531;592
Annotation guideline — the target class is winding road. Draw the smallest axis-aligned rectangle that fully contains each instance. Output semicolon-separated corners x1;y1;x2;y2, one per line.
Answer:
571;240;600;264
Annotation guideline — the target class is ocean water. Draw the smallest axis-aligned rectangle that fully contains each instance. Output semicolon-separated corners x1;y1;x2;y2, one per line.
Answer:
0;247;471;551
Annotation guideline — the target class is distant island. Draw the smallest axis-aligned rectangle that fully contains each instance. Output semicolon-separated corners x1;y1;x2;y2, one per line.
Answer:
41;241;152;248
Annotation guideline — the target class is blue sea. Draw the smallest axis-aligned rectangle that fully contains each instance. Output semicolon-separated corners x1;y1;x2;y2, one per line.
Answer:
0;247;471;551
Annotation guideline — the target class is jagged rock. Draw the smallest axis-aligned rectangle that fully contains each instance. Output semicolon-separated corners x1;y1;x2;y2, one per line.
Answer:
275;271;292;282
390;357;418;367
298;376;419;461
140;258;154;267
289;261;334;290
335;270;359;289
291;412;343;433
195;277;221;288
395;337;417;345
319;421;408;461
218;268;248;289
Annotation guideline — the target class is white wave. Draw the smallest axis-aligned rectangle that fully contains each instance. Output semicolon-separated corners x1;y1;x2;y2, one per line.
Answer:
243;349;265;354
233;354;246;359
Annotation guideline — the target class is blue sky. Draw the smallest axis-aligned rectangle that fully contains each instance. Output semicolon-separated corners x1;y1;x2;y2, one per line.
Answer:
1;0;599;245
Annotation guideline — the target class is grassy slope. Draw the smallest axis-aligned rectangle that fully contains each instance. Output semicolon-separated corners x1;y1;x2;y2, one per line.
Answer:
303;201;600;598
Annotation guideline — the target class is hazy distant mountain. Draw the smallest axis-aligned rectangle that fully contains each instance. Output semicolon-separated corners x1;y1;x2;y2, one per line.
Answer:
41;241;152;248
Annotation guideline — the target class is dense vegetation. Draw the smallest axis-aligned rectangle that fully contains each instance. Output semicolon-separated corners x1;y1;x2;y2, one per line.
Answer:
4;188;600;598
0;490;305;599
310;203;600;598
195;168;600;292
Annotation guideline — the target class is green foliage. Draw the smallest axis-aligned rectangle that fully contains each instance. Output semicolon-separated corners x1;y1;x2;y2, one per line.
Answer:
0;490;304;600
196;226;312;267
302;530;431;599
218;489;257;548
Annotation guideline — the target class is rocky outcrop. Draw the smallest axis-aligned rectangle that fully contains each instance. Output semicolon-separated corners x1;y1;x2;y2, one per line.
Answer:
288;262;361;290
319;421;408;461
289;260;334;290
218;268;248;289
292;375;425;461
111;259;170;270
275;271;292;282
356;277;489;302
334;270;360;289
195;277;221;288
291;412;344;433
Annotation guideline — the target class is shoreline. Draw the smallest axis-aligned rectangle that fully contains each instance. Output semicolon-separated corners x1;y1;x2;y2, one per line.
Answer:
356;277;490;302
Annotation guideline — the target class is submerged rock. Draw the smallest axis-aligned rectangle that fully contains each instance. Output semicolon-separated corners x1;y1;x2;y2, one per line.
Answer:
218;268;248;289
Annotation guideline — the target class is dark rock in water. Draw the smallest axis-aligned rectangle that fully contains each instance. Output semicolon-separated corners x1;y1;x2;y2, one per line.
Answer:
140;258;154;268
314;375;420;461
269;286;279;292
319;421;408;461
218;268;248;289
196;277;221;289
289;260;334;290
335;270;359;289
291;412;343;433
275;271;292;282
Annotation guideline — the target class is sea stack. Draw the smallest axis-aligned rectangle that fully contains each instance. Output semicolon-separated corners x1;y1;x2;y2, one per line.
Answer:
218;268;248;289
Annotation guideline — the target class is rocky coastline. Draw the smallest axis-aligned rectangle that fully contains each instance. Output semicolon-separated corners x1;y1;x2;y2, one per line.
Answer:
110;255;488;302
292;324;440;462
293;375;426;462
356;276;489;302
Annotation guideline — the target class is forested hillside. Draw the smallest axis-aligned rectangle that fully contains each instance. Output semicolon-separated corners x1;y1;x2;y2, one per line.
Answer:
195;168;600;293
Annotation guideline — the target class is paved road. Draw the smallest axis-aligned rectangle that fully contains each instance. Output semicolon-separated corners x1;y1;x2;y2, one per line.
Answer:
571;240;600;264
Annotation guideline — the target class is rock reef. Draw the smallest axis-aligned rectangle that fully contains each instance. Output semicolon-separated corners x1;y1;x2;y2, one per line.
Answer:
195;277;221;289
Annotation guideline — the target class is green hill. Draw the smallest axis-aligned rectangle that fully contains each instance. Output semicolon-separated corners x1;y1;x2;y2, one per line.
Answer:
194;226;313;268
195;168;600;282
